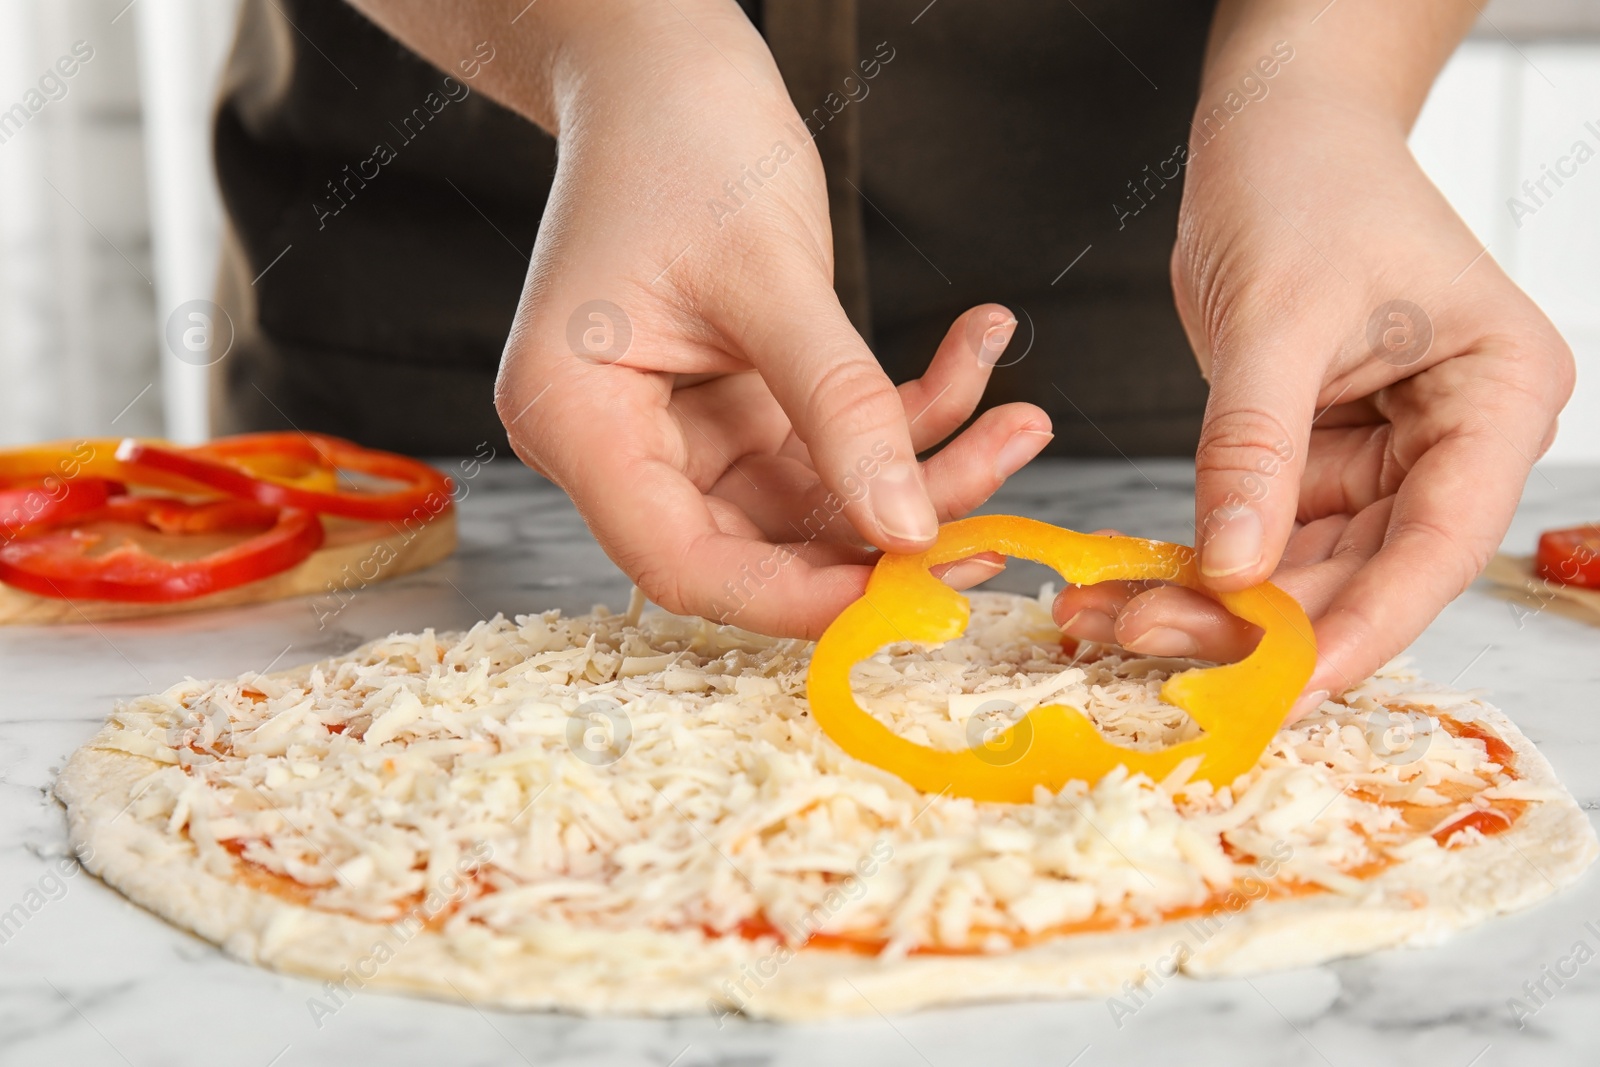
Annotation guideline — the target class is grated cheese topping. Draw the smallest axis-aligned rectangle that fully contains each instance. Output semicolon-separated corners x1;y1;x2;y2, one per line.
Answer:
98;591;1522;954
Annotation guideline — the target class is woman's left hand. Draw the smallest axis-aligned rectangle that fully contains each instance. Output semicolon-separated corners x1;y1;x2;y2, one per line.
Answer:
1055;90;1573;719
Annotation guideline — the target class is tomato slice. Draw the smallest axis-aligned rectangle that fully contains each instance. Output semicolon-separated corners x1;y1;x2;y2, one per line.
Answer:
118;433;454;522
1536;524;1600;588
0;496;325;602
0;477;123;536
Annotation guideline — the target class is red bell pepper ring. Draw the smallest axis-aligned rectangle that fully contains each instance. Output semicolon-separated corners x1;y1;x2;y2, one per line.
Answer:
117;433;454;523
93;495;298;536
0;477;123;537
0;496;325;602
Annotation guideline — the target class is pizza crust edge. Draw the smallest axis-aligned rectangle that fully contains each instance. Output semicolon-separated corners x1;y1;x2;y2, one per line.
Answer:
55;697;1597;1022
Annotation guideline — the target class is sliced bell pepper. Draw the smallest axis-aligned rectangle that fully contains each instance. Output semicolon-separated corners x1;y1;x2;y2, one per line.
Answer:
94;495;292;536
0;439;211;496
806;516;1316;803
0;496;324;602
1535;524;1600;588
0;439;337;498
191;436;340;494
0;477;122;536
118;433;453;522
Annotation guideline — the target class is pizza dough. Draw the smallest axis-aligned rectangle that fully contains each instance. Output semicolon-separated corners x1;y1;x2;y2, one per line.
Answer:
55;591;1598;1020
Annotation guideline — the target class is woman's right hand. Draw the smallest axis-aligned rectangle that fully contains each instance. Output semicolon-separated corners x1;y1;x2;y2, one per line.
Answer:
480;0;1051;636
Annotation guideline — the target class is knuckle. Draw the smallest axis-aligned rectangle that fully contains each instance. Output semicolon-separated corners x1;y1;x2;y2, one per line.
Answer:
1195;406;1297;477
806;359;903;441
1175;217;1330;366
492;370;521;426
493;379;556;476
1389;515;1494;596
623;529;748;625
1508;328;1577;409
1550;338;1578;404
1325;600;1390;667
1367;424;1407;499
1432;331;1572;463
627;557;691;619
938;478;993;523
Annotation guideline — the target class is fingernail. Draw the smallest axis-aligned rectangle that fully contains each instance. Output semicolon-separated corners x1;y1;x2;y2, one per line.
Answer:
995;430;1053;480
1123;626;1200;657
1060;609;1117;644
1287;689;1331;723
871;462;938;543
938;557;1006;590
1201;506;1263;578
978;318;1018;366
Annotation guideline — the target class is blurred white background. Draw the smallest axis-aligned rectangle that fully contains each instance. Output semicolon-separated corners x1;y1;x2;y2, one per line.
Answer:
0;0;1596;456
0;0;237;447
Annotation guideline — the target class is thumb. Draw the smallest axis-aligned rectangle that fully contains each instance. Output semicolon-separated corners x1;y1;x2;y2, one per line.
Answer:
728;272;938;552
1193;341;1319;590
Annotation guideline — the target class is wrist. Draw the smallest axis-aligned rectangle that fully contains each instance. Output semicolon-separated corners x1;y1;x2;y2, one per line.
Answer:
357;0;787;139
1183;87;1412;195
1196;0;1474;134
543;0;789;138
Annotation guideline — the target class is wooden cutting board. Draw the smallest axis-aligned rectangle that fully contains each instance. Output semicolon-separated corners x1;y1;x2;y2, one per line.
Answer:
1483;552;1600;627
0;510;456;626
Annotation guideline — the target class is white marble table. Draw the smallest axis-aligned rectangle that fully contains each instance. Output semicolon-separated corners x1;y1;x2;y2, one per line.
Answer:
2;459;1597;1067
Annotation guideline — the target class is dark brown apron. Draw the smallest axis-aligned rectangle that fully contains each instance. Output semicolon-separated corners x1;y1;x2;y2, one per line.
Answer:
212;0;1216;457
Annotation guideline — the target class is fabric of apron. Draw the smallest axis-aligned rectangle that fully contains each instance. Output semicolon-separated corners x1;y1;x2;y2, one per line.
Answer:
212;0;1217;457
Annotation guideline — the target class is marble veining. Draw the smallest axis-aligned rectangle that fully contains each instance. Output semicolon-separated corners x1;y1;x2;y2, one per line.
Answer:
1;459;1597;1067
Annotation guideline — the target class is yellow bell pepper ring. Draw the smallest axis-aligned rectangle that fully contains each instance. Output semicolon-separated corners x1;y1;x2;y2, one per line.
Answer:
0;438;339;496
805;516;1316;804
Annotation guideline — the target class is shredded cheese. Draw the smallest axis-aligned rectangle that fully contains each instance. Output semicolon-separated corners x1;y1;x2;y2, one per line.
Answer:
101;591;1517;952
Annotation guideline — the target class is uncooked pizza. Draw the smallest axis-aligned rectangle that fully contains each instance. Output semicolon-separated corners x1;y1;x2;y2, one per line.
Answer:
57;570;1597;1020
